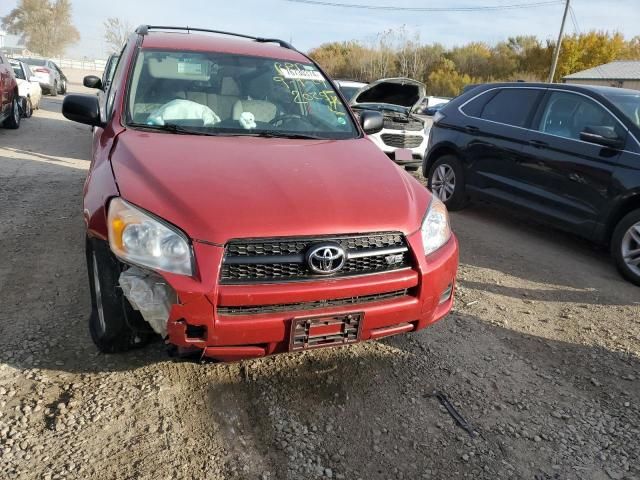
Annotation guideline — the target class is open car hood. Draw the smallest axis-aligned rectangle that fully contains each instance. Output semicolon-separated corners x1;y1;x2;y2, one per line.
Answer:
350;78;426;112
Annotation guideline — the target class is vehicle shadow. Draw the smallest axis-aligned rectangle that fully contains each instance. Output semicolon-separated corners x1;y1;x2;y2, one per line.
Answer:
451;203;639;306
194;313;639;479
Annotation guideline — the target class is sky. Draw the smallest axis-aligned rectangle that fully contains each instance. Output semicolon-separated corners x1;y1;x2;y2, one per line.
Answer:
0;0;638;59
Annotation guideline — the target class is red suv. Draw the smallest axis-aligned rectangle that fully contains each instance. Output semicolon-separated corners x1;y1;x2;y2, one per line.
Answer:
62;26;458;361
0;52;21;129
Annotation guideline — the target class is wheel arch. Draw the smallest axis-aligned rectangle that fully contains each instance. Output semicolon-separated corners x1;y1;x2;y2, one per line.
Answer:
423;142;462;176
604;193;640;244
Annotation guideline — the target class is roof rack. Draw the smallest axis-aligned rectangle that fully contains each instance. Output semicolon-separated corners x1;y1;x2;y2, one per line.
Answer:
134;25;296;51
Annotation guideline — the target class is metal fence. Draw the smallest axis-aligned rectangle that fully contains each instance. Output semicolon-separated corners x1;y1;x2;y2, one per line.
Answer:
2;51;107;72
50;58;107;71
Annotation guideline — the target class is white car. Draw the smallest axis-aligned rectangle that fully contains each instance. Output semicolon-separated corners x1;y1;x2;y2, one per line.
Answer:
350;78;428;170
13;57;67;96
9;59;42;117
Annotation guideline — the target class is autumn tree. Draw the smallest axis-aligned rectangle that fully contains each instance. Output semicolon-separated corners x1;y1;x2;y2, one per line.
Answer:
104;17;132;54
309;29;640;96
2;0;79;57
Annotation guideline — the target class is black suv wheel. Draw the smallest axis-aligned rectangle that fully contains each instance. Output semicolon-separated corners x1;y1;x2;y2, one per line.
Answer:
427;155;467;211
612;210;640;286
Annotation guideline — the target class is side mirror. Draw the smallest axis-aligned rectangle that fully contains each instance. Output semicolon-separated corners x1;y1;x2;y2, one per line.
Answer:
62;94;103;127
579;126;624;149
83;75;103;89
359;110;383;135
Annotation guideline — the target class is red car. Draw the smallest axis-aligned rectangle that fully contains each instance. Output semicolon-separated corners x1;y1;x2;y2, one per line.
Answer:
0;52;21;129
62;26;458;361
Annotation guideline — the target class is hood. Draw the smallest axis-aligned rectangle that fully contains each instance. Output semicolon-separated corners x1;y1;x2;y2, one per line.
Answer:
350;78;426;111
110;131;431;244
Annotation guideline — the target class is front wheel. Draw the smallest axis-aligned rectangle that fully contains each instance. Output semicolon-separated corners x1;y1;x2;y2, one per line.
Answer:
3;97;21;129
611;210;640;286
58;79;67;95
51;81;58;97
86;238;151;352
427;155;467;211
23;98;33;118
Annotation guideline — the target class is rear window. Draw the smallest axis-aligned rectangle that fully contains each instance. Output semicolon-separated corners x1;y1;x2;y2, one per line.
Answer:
19;58;47;67
10;62;25;80
480;88;542;127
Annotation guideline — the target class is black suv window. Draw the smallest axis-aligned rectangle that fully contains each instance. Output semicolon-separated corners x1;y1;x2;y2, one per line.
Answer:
538;91;624;141
460;90;496;117
480;88;541;127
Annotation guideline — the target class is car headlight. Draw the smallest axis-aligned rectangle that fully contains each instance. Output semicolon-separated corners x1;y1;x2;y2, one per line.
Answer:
421;196;452;255
107;198;194;276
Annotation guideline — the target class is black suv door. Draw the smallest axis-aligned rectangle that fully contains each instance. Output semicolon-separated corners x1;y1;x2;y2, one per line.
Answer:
460;87;545;202
521;90;627;238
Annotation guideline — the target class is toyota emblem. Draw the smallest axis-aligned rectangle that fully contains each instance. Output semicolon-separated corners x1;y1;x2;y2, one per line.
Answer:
306;243;346;274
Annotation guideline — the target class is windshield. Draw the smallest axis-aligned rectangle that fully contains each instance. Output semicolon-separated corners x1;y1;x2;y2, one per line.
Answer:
603;91;640;129
10;62;25;80
127;49;358;139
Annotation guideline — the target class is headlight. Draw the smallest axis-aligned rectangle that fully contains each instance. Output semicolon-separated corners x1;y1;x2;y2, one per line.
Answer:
107;198;194;276
421;196;452;255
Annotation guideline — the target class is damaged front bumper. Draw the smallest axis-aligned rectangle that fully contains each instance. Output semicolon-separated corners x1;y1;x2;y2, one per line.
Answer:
132;231;459;362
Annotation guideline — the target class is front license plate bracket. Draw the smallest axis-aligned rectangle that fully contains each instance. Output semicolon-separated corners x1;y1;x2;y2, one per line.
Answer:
289;312;363;352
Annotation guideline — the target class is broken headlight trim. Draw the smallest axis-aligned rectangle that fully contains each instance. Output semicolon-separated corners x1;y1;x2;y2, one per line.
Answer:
107;198;194;276
421;196;452;256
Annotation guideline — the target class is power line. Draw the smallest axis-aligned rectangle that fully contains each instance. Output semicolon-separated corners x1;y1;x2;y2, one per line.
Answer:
284;0;564;12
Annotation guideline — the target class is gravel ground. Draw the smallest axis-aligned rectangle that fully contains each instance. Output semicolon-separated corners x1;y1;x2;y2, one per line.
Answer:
0;71;638;480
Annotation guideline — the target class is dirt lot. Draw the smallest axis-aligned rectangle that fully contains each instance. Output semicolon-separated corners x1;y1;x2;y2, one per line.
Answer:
0;71;638;480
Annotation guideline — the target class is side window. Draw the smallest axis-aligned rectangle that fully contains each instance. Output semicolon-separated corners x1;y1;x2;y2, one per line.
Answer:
461;90;497;117
480;88;541;127
537;91;624;141
105;46;128;120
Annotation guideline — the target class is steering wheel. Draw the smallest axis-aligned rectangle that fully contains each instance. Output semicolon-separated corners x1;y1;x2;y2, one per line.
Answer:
269;113;304;128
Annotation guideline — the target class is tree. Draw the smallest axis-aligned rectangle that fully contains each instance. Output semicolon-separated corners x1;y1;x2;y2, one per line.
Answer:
2;0;80;57
309;29;640;89
104;17;132;54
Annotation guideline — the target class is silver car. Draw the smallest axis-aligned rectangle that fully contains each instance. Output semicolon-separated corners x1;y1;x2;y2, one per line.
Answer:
13;57;67;96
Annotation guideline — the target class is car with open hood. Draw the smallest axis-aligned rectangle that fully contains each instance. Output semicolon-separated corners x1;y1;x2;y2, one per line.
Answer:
62;25;458;361
350;77;428;170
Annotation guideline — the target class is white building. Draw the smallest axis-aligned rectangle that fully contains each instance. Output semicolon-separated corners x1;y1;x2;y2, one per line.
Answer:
563;61;640;91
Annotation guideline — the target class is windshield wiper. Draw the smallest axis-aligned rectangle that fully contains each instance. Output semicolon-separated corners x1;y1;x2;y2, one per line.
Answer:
239;131;324;140
131;123;217;136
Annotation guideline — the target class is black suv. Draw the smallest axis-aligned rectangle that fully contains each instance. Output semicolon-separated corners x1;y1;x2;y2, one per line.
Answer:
424;83;640;285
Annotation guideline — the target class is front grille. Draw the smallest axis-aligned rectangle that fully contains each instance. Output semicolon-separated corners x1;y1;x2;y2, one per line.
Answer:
381;133;423;148
217;289;409;315
221;232;411;284
383;117;424;131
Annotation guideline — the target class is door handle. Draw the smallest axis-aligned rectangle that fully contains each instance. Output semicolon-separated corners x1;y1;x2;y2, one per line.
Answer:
465;125;480;134
529;139;548;148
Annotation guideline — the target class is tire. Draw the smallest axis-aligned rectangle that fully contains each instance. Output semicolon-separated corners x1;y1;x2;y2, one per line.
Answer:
427;155;467;211
59;79;67;95
3;97;21;129
611;210;640;286
51;81;58;97
86;238;152;353
23;98;33;118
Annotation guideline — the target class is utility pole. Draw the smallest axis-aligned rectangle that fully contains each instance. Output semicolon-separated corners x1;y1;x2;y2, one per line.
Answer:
548;0;570;83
